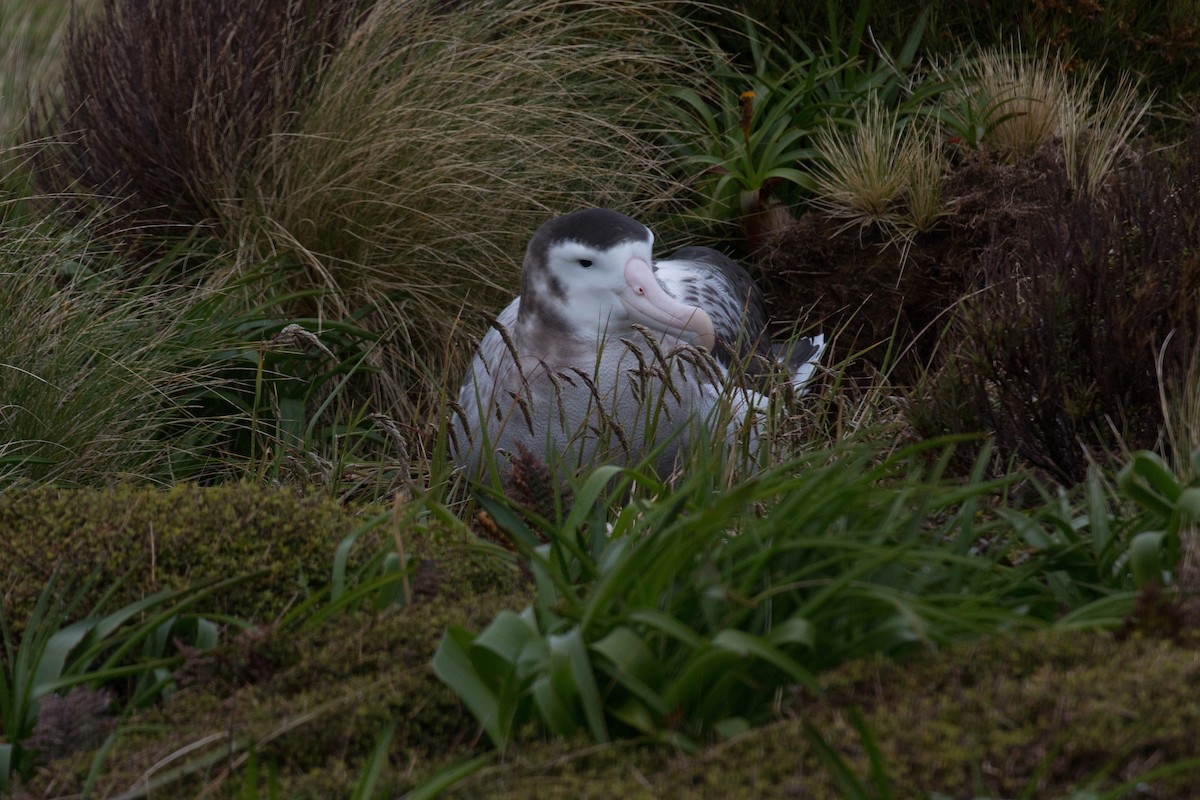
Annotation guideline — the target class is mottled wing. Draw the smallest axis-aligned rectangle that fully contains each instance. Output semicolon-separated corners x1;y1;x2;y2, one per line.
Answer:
654;246;770;369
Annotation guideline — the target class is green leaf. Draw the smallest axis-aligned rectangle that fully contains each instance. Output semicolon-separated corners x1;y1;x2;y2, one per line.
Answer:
1085;468;1112;561
1175;487;1200;524
544;630;608;742
33;619;100;697
472;610;539;668
1054;593;1138;629
350;721;396;800
431;628;504;748
769;617;815;649
532;674;577;736
0;743;13;791
1118;452;1179;519
627;610;706;652
713;629;819;691
1129;531;1167;587
562;465;625;535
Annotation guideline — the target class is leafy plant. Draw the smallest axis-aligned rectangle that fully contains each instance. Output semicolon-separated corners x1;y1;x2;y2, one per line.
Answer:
665;23;823;242
1113;450;1198;586
433;438;1128;751
666;2;931;248
0;570;242;789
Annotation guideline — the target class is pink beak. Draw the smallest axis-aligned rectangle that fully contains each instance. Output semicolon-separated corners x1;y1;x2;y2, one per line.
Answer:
617;257;716;350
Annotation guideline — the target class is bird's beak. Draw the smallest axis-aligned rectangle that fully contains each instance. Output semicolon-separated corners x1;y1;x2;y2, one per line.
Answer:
616;257;716;350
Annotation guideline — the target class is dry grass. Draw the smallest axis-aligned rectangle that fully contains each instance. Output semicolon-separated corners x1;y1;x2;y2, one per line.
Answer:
809;98;947;247
809;98;909;232
223;0;708;417
956;45;1068;160
1162;335;1200;482
950;46;1149;194
1060;72;1151;195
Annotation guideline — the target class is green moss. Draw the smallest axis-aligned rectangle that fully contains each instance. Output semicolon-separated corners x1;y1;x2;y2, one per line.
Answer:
429;631;1200;799
11;486;1198;798
13;502;527;799
0;483;372;627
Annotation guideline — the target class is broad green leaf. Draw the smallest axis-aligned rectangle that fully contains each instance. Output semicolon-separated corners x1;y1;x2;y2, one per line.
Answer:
769;617;815;649
472;610;539;668
1129;530;1167;587
1175;487;1200;524
431;628;503;748
712;630;820;692
609;696;658;735
33;619;99;697
532;674;577;736
546;629;608;742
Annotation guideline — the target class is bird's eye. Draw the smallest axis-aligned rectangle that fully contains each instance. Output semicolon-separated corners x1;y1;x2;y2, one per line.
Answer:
577;259;593;268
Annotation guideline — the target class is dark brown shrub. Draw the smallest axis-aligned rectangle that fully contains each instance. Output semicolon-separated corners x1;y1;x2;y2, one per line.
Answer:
913;128;1200;482
32;0;363;235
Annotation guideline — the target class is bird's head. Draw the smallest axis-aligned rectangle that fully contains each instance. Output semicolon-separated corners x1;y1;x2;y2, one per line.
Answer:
518;208;716;350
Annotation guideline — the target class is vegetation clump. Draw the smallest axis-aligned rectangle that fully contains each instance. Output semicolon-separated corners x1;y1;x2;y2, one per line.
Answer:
32;0;363;233
13;515;527;800
0;483;369;627
424;631;1200;799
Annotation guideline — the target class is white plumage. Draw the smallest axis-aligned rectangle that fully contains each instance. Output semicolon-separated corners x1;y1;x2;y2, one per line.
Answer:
451;208;823;476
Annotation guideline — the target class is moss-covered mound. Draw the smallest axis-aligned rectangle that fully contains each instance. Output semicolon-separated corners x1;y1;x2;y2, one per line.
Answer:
0;483;372;627
13;508;527;799
9;487;1198;797
21;613;1200;797
436;631;1200;799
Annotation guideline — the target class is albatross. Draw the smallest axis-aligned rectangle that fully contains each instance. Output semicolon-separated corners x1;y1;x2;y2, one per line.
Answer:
451;208;823;476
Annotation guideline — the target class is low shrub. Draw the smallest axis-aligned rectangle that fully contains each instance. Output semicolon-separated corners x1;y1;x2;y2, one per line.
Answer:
913;130;1200;482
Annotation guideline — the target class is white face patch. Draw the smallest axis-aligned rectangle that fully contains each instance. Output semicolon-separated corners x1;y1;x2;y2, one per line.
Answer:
539;236;655;340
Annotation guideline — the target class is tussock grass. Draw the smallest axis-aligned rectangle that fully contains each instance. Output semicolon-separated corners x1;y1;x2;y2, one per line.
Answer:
33;0;360;233
0;1;91;147
809;98;946;242
810;99;909;232
949;46;1149;194
956;45;1068;160
0;219;236;485
225;0;707;416
1060;71;1152;195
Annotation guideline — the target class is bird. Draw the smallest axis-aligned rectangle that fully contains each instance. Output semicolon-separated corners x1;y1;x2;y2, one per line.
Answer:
450;208;823;477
